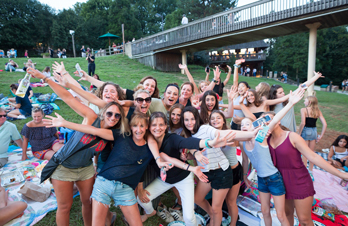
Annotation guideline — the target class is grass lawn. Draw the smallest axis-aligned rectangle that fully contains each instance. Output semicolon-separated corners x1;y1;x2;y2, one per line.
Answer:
1;55;347;225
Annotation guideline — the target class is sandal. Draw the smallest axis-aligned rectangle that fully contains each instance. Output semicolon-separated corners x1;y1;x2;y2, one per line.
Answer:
172;202;182;211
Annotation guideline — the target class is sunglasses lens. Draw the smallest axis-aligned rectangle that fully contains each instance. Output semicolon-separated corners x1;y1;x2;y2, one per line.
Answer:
106;112;112;117
0;115;6;118
145;97;152;103
115;113;121;120
136;98;144;103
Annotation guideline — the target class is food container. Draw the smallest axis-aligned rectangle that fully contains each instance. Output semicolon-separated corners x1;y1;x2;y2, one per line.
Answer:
1;170;25;186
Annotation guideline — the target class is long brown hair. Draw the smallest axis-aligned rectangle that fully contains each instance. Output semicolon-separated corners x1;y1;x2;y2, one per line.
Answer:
246;89;263;107
209;110;228;130
268;84;288;111
139;76;159;98
200;90;219;124
169;103;184;129
257;82;270;100
306;96;320;118
129;112;149;140
182;106;204;137
96;82;125;100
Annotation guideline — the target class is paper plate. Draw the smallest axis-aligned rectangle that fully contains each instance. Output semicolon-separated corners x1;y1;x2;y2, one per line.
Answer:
167;221;185;226
195;213;206;226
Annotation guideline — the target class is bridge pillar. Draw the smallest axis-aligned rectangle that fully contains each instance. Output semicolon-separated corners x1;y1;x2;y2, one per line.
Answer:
305;22;321;96
180;50;187;74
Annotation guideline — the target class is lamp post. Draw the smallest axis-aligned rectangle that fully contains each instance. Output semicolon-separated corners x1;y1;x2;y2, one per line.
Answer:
155;13;164;31
69;30;76;58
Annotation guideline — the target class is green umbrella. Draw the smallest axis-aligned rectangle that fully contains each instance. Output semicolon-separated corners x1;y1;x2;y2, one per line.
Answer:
98;32;120;46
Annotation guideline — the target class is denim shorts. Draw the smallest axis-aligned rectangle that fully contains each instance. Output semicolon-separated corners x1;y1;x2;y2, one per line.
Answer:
257;171;286;196
19;109;31;117
204;167;233;190
91;176;137;207
301;127;317;141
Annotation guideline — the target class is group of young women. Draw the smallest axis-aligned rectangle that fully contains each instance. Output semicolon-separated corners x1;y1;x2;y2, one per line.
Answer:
24;59;348;226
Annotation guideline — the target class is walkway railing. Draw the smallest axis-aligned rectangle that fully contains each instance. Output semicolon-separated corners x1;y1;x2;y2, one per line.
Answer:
93;46;123;57
210;53;267;62
131;0;347;55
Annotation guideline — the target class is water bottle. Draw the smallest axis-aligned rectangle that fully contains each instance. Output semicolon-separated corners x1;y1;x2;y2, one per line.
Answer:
16;73;31;97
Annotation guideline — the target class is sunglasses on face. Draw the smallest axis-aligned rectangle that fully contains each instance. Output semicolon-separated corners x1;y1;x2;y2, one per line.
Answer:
105;112;121;119
0;114;7;118
135;97;151;104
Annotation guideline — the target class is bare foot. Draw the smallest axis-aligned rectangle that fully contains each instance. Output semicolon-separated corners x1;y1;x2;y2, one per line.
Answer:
140;210;156;223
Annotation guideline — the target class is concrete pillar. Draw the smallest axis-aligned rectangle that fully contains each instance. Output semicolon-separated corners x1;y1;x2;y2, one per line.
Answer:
180;50;187;74
305;22;321;96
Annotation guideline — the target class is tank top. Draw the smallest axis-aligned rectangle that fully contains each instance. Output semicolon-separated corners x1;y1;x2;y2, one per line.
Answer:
333;146;348;159
220;146;238;166
242;141;278;177
253;112;263;119
304;108;317;128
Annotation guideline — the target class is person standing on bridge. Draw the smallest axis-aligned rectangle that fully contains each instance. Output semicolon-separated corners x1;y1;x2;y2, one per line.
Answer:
181;14;188;25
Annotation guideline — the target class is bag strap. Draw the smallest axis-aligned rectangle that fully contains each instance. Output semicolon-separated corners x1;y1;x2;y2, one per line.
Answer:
54;136;102;164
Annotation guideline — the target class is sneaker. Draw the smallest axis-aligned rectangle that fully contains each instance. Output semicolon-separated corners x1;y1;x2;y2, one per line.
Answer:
17;115;26;119
157;205;174;223
169;208;184;221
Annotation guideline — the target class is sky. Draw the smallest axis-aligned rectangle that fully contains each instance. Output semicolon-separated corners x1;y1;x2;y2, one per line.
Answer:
38;0;258;11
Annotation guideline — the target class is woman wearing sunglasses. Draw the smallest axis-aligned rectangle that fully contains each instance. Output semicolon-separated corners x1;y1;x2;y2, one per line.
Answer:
44;112;171;226
26;67;129;226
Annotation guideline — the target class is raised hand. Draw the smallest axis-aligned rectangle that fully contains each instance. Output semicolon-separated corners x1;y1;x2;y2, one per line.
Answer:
53;71;69;87
156;159;174;171
227;85;238;101
26;67;45;79
239;92;248;104
235;58;245;65
213;66;221;81
192;166;208;183
314;71;324;78
74;70;89;81
43;112;66;128
194;149;209;165
288;88;305;105
52;61;67;74
227;65;232;72
178;64;187;70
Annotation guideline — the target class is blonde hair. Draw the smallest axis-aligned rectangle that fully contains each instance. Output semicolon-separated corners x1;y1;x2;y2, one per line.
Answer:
98;102;130;136
306;96;320;118
133;85;150;100
198;80;209;93
257;82;270;100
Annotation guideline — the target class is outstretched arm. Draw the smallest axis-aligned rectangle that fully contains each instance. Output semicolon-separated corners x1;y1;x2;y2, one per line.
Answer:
223;65;232;86
222;85;237;119
179;64;199;94
233;59;245;87
27;67;97;123
268;89;305;131
76;70;105;88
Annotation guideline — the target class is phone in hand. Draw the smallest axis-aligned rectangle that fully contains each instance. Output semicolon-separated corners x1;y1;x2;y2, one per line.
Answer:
252;115;271;128
206;66;210;73
255;125;269;143
75;63;83;77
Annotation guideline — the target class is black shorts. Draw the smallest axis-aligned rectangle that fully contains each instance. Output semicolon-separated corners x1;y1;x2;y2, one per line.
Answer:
204;167;233;190
232;162;243;186
334;158;347;167
231;121;241;130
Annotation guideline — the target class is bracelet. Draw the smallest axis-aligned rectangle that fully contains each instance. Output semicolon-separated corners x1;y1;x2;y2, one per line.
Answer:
243;173;248;176
62;71;68;76
193;150;199;157
43;76;49;83
233;64;241;68
205;139;212;149
155;156;161;162
186;164;190;171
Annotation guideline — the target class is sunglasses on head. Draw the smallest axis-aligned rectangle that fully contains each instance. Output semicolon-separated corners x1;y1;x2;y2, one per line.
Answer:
0;114;7;118
105;112;121;119
135;97;151;104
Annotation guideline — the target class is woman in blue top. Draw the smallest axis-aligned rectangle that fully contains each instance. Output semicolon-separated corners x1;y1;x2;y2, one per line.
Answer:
241;88;304;226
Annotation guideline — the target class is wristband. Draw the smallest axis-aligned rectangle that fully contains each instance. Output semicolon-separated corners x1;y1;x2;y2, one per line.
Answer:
43;76;49;83
234;64;241;68
155;156;160;162
193;150;199;157
243;173;248;176
186;164;190;171
205;139;211;149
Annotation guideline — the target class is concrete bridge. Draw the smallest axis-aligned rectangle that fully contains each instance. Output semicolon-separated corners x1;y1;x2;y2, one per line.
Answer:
124;0;348;95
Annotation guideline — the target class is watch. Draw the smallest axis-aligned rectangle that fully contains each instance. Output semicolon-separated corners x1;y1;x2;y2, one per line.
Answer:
213;79;218;83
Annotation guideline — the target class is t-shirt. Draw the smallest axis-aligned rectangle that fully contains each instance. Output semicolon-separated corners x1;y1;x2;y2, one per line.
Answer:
0;121;22;158
192;125;229;172
158;133;201;184
213;82;225;97
149;98;167;116
126;107;135;122
21;125;57;152
57;118;109;168
181;17;188;25
175;98;192;107
98;131;153;189
15;95;32;116
26;86;32;98
88;55;95;64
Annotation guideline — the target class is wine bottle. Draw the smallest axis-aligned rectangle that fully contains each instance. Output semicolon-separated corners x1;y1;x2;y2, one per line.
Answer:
16;73;31;97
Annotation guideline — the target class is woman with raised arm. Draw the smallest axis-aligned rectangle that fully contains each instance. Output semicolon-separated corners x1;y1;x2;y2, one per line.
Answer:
268;71;324;132
44;112;171;226
267;106;348;226
199;85;237;124
26;67;128;226
240;89;305;226
137;112;235;226
182;106;259;226
205;65;232;104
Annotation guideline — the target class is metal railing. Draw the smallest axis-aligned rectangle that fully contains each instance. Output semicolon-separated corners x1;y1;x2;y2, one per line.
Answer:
131;0;347;55
210;53;267;62
93;46;123;57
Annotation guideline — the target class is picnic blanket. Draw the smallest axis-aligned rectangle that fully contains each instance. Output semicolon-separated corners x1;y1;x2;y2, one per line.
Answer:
1;147;58;226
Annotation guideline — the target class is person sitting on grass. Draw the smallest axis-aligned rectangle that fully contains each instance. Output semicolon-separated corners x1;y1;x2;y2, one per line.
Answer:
7;84;32;119
21;107;64;161
0;107;23;168
5;60;18;72
0;179;27;225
